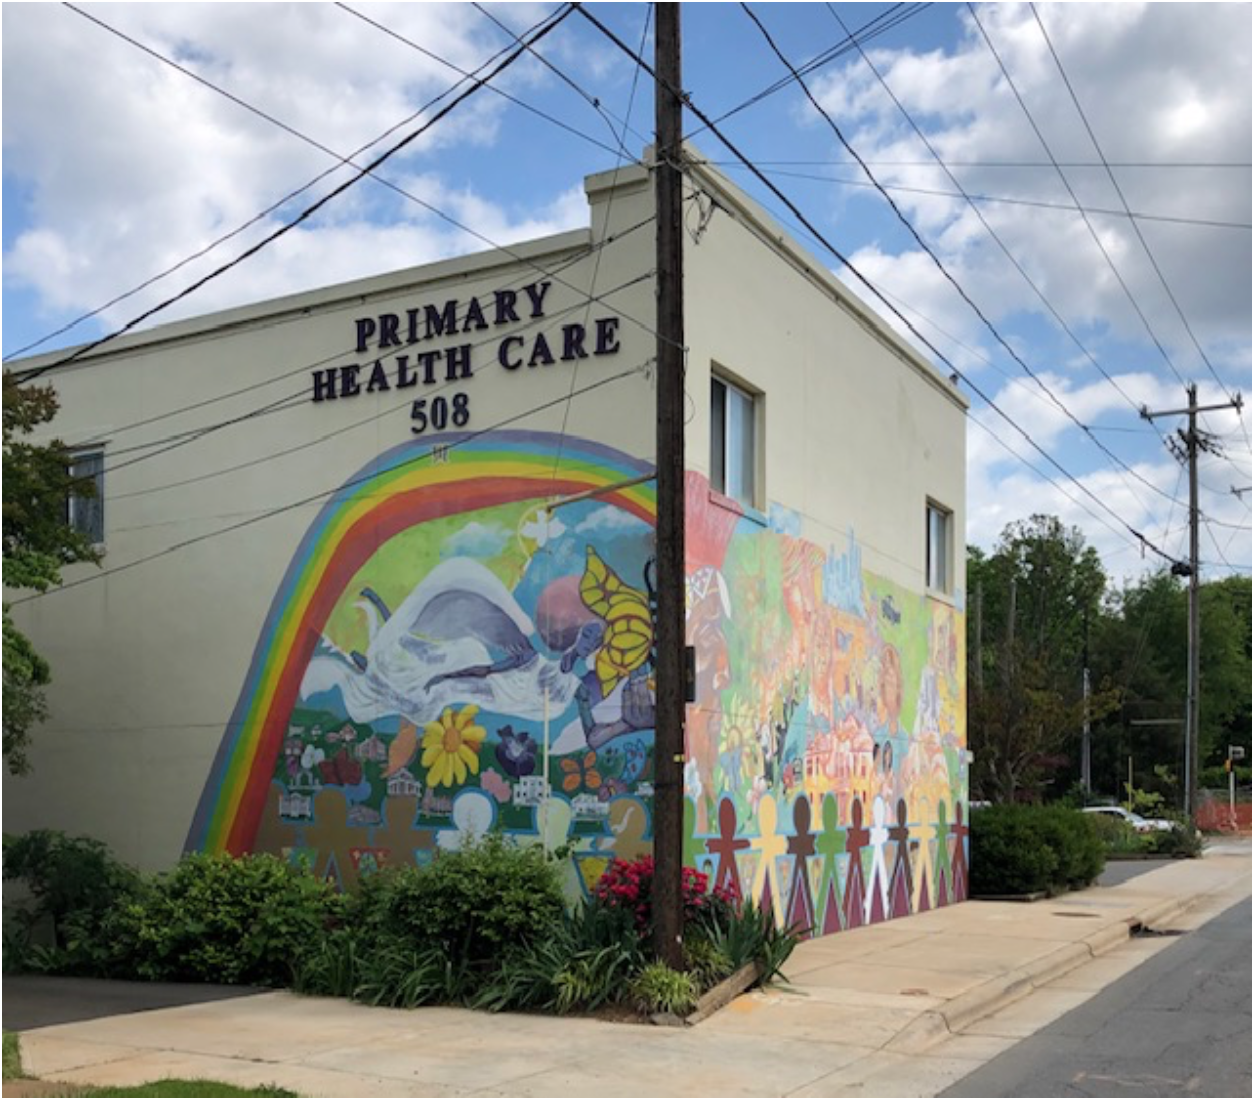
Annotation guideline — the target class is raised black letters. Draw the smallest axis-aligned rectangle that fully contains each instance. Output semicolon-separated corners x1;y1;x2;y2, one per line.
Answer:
523;281;552;318
445;343;473;381
417;350;440;385
366;359;390;393
339;364;362;398
462;297;488;332
378;314;401;349
312;367;339;402
424;301;458;339
494;289;520;325
528;332;555;367
561;323;588;361
395;355;418;389
595;316;621;355
354;318;376;354
498;335;524;370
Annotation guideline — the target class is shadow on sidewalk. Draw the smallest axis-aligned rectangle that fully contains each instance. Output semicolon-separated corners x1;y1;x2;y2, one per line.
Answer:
3;975;265;1032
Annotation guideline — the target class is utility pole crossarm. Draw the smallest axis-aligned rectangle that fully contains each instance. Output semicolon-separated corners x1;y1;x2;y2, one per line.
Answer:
1141;385;1243;821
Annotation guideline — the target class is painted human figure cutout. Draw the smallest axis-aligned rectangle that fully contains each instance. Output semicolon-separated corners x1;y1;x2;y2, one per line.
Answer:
706;796;750;899
887;797;913;919
911;794;936;913
864;794;891;924
785;796;817;937
814;793;846;935
949;802;970;902
934;800;953;908
843;797;870;929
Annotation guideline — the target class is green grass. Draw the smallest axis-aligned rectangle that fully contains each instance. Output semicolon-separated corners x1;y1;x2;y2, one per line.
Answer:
92;1081;296;1097
4;1031;23;1079
2;1035;292;1096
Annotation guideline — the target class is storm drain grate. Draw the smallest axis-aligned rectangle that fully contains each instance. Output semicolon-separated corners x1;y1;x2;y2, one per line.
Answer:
1130;924;1185;938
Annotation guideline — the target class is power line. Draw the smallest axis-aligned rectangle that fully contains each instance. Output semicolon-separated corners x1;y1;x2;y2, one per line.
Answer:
685;3;933;140
967;3;1249;479
466;1;648;156
574;4;1186;570
710;159;1254;170
105;269;656;503
5;5;565;364
10;361;655;607
716;163;1251;230
335;2;641;161
745;2;1179;517
11;4;577;386
58;215;655;463
1028;3;1252;457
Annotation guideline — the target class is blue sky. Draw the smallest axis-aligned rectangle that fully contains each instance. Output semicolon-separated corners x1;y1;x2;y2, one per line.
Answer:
3;2;1250;581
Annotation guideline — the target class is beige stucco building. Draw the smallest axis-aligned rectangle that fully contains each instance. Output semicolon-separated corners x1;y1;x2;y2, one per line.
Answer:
6;153;969;929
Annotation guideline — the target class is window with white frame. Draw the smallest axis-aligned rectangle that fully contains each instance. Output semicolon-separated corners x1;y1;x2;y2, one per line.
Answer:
926;500;952;594
710;374;757;508
66;449;105;545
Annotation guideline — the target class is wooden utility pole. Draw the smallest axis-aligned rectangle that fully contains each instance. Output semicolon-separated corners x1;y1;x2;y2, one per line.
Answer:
652;0;686;970
1142;385;1244;820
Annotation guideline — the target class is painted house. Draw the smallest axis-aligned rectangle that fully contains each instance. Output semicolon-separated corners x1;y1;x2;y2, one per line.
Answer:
5;151;968;926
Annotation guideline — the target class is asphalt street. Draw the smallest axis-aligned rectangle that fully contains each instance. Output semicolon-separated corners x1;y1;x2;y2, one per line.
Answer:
941;894;1253;1097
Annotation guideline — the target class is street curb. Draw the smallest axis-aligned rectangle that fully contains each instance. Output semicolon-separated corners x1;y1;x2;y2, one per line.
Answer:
884;892;1195;1055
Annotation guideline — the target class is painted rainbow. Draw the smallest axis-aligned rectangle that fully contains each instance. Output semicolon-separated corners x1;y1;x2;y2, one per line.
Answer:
186;431;656;855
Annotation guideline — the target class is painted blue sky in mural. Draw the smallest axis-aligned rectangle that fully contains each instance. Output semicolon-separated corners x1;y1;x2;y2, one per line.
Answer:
2;3;1250;576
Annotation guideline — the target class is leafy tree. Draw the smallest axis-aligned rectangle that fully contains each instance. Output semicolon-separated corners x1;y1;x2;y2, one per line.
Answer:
2;372;99;774
967;515;1116;802
1093;570;1251;803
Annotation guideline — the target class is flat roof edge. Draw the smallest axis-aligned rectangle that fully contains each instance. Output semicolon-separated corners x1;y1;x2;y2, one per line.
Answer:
10;228;594;374
685;151;970;412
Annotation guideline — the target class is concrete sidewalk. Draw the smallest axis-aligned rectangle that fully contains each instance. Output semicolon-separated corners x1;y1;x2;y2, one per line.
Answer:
11;842;1250;1098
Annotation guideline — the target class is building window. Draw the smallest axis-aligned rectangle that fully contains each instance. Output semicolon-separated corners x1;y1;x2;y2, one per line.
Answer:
926;500;951;594
66;449;105;545
711;374;757;508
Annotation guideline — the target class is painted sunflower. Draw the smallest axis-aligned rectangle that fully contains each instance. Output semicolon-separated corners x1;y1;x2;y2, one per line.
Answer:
421;705;487;789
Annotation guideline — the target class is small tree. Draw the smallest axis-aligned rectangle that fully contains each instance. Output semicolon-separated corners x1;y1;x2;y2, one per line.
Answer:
3;371;99;774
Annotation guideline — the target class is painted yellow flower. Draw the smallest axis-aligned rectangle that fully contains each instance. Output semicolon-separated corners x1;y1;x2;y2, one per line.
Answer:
421;705;486;789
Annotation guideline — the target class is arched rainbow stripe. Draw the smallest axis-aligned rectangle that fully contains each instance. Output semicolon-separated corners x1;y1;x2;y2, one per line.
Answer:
187;431;656;855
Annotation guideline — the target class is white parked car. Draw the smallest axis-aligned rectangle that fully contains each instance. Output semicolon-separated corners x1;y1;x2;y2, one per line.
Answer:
1080;805;1174;833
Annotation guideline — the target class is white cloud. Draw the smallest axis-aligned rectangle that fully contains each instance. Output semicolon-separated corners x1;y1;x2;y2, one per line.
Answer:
811;2;1252;382
1;2;589;337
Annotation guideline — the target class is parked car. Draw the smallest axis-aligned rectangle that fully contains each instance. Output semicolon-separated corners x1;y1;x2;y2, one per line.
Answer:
1080;805;1173;833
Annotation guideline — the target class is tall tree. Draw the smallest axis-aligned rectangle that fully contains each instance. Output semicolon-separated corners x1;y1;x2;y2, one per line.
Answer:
1092;570;1252;802
2;372;99;774
967;515;1113;802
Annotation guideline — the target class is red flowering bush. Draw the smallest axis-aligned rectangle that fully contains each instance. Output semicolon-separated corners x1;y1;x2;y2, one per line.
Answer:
593;856;739;934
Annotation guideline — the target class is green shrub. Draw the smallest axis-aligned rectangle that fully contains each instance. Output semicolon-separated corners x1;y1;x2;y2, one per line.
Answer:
971;804;1105;896
1087;812;1151;855
132;852;337;987
970;805;1059;896
682;931;734;990
1035;806;1104;888
630;962;698;1017
697;896;802;984
372;834;565;971
1144;824;1207;858
2;830;146;976
470;894;646;1014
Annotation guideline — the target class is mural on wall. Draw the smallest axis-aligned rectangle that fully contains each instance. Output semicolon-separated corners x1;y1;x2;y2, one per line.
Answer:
188;444;965;933
681;473;968;934
187;432;659;894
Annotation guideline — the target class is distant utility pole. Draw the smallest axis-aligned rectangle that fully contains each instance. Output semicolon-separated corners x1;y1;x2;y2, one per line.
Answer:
652;0;686;970
1081;611;1091;793
1142;384;1244;820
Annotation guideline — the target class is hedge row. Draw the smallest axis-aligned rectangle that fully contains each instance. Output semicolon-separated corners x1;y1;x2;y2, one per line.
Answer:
969;804;1105;897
